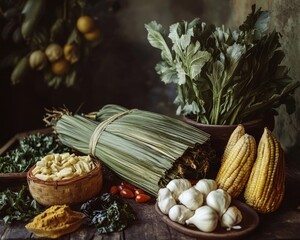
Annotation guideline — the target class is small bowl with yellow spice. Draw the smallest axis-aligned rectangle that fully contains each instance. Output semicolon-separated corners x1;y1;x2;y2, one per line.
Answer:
25;205;86;239
27;153;103;206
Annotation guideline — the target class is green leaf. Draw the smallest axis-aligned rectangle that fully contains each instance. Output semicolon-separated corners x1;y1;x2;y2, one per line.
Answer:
145;21;173;63
173;43;184;62
207;60;224;90
180;34;191;50
155;62;178;84
187;18;201;33
182;101;200;115
254;10;270;39
214;26;230;43
226;43;246;65
168;22;180;44
189;50;211;79
186;41;200;57
175;62;186;85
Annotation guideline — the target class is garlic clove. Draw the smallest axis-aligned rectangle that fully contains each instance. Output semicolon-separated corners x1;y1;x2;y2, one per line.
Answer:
166;178;191;200
206;189;231;216
157;188;176;214
178;187;203;210
186;205;218;232
220;206;243;230
194;179;217;199
168;205;194;225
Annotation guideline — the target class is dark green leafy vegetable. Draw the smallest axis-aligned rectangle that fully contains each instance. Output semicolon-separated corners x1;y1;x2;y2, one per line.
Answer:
0;133;71;173
80;193;136;233
0;185;44;224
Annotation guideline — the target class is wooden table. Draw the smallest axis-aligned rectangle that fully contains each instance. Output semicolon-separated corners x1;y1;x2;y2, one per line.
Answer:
1;158;299;240
0;129;299;240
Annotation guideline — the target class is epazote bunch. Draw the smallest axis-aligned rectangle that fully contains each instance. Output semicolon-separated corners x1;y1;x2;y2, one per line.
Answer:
145;6;299;125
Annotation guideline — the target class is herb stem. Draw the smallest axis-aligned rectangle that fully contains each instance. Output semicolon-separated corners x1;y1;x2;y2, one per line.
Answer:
213;88;223;125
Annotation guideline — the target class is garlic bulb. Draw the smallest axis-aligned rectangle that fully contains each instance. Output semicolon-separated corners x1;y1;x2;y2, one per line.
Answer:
166;179;191;200
186;206;218;232
221;206;243;230
157;188;176;214
206;189;231;216
178;187;203;210
194;179;217;199
168;205;194;224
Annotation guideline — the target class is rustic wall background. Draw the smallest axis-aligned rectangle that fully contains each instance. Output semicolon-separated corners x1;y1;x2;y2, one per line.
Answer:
227;0;300;158
1;0;299;159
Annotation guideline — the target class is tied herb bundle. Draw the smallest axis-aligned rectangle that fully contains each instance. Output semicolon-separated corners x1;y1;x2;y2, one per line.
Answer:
44;104;216;196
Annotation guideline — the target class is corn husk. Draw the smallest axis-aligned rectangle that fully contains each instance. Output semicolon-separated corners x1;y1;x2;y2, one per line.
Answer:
45;104;215;196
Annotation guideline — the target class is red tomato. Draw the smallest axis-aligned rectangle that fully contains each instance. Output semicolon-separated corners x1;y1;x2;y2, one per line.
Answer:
117;185;124;191
120;181;135;191
135;194;151;203
110;185;119;195
134;188;145;196
120;188;135;198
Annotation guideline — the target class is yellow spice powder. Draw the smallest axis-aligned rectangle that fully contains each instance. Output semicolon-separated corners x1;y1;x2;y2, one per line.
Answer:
27;205;82;230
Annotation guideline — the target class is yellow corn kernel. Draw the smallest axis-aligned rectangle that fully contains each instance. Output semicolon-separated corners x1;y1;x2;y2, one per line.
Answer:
216;134;256;198
222;124;245;163
244;127;285;213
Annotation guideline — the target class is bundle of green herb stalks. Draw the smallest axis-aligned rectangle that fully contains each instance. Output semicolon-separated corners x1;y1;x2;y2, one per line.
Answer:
44;104;216;196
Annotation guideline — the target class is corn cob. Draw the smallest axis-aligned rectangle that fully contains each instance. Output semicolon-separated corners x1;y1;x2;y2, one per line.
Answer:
244;127;285;213
216;134;256;198
221;124;245;163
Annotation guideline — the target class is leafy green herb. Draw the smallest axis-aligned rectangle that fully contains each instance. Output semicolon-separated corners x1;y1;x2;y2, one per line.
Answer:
0;133;70;173
0;185;44;224
80;193;136;233
145;5;299;125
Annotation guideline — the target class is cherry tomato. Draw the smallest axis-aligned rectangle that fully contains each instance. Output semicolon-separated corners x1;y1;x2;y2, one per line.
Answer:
117;185;124;191
134;188;145;196
120;188;135;198
135;193;151;203
110;185;119;195
120;181;135;191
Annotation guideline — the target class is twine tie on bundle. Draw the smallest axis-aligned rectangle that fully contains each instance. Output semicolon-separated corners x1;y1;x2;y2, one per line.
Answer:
89;109;135;157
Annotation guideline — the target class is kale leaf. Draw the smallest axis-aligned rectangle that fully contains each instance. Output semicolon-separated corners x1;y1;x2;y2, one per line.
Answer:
80;193;136;233
0;185;44;224
0;133;71;173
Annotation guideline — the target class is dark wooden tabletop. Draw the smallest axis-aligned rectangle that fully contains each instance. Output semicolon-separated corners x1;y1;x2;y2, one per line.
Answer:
1;158;300;240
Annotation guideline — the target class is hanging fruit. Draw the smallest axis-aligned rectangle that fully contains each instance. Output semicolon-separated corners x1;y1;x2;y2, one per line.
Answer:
29;50;48;70
84;28;101;41
76;16;96;34
45;43;63;63
63;44;80;64
51;58;70;75
0;0;120;88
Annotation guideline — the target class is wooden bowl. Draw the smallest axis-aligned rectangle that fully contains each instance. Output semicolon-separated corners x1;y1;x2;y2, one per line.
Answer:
155;199;259;239
25;211;86;238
